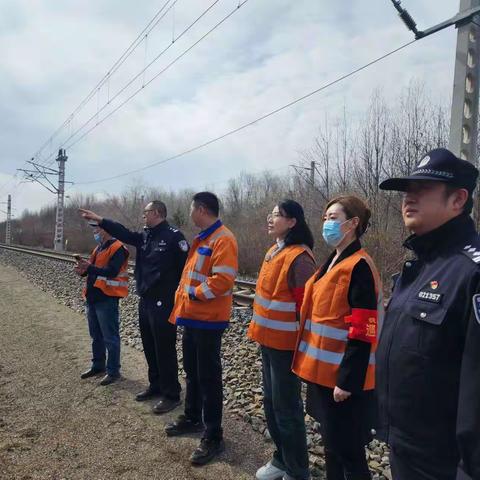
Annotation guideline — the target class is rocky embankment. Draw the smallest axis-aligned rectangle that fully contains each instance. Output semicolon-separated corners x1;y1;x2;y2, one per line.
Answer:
0;250;391;480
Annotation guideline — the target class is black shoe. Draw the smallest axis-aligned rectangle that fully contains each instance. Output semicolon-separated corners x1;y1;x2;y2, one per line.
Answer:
135;387;162;402
80;368;105;379
190;438;225;466
152;397;181;415
99;374;119;386
165;415;204;436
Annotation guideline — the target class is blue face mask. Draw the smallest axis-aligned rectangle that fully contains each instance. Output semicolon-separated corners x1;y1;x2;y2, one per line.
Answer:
93;233;102;244
322;219;348;247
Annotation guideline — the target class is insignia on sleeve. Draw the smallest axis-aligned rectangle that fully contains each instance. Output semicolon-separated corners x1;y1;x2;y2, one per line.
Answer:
473;294;480;325
179;240;189;252
462;244;480;264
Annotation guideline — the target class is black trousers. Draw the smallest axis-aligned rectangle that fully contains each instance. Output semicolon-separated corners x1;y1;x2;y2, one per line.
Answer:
307;384;372;480
182;326;223;440
138;297;180;400
389;446;458;480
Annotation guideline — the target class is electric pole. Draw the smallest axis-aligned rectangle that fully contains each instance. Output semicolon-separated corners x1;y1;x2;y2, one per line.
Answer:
6;194;11;245
290;161;317;219
0;195;12;244
53;149;67;251
449;0;480;162
18;149;72;251
390;0;480;164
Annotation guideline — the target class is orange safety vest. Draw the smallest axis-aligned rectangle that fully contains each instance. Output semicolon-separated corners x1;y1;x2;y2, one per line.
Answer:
83;240;129;298
292;249;382;390
169;221;238;329
248;244;315;350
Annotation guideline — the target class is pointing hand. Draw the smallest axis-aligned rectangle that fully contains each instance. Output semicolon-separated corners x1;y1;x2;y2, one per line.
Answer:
78;208;103;223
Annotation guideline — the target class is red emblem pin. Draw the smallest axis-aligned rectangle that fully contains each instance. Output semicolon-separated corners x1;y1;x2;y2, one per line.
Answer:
430;281;438;290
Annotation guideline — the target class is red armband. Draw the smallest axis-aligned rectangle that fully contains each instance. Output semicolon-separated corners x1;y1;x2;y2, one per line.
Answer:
345;308;377;343
291;287;305;312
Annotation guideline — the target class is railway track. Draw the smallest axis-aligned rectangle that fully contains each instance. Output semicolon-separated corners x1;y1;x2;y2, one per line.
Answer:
0;243;256;305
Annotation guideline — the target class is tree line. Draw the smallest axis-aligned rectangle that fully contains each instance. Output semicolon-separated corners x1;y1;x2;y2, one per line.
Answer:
2;82;477;282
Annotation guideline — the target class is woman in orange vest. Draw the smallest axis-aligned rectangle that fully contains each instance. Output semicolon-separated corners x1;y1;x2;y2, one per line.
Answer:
248;199;316;480
292;195;381;480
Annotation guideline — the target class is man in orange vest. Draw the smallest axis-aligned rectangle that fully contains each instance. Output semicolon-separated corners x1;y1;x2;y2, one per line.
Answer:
165;191;238;466
75;221;129;386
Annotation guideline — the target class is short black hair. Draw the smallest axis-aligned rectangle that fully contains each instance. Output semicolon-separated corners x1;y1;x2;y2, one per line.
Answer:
444;184;473;214
149;200;167;218
192;191;219;217
278;199;314;250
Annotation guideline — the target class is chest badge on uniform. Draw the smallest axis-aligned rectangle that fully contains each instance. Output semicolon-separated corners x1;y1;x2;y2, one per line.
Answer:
417;281;443;304
179;240;189;252
472;294;480;325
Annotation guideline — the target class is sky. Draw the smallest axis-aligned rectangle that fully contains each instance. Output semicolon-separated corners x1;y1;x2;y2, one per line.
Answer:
0;0;462;220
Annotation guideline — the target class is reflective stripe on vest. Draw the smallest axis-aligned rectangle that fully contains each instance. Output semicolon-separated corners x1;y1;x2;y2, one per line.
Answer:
251;312;300;331
85;240;129;298
171;224;238;328
298;340;376;365
254;293;296;312
188;271;207;282
212;265;237;277
248;244;314;350
292;249;380;390
200;282;216;299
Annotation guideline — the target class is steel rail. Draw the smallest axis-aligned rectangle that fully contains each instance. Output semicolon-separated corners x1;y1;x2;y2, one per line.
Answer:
0;243;255;305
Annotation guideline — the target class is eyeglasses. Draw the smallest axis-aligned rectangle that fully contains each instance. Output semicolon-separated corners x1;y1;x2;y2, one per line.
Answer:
266;213;286;221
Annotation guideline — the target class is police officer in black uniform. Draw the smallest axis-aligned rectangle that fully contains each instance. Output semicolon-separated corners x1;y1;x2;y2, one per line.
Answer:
79;201;188;414
376;148;480;480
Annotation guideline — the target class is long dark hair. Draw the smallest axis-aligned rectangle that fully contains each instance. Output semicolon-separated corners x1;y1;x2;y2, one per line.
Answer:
278;199;314;250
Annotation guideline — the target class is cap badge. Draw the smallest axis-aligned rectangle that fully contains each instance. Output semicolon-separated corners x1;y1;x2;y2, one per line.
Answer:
417;155;430;168
430;280;438;290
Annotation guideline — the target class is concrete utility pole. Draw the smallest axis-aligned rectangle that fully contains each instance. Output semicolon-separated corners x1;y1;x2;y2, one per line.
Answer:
18;150;72;251
390;0;480;164
449;0;480;162
290;161;317;218
53;149;67;252
6;194;12;245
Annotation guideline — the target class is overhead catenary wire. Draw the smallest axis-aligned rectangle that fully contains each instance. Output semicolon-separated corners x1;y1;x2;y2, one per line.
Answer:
38;0;227;166
74;38;417;186
33;0;178;163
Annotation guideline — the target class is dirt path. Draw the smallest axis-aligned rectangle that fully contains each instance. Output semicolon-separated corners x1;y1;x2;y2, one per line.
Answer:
0;263;269;480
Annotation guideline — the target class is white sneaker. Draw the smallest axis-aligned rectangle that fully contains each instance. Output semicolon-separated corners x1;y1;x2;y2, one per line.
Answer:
255;461;286;480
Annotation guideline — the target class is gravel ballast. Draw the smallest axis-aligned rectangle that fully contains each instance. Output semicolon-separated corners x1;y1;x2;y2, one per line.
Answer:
0;250;392;479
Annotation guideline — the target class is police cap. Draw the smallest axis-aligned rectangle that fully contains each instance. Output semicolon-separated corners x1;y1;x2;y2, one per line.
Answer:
379;148;479;193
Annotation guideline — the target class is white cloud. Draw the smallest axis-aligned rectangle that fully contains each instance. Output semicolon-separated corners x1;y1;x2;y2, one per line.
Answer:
0;0;464;214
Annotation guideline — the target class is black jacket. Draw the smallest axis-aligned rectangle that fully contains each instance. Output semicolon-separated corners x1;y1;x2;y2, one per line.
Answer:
376;214;480;478
99;219;188;302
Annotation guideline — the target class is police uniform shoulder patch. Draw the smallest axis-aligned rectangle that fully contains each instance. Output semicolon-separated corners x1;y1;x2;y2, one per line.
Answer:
472;294;480;325
461;241;480;265
178;239;189;252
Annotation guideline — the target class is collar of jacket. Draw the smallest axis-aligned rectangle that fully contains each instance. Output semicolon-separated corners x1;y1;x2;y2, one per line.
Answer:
317;239;362;280
196;219;223;240
144;220;169;234
403;213;476;258
98;238;116;251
